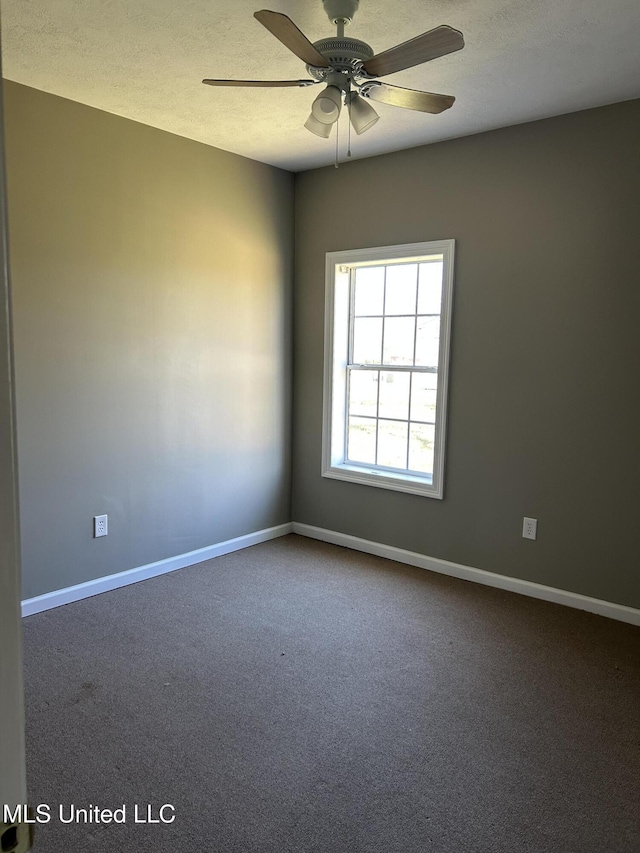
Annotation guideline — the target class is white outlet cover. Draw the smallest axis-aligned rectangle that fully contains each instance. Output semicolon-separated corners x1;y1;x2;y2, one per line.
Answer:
522;517;538;540
93;514;108;538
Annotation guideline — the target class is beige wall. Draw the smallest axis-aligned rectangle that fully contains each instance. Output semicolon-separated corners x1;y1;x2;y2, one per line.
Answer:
292;99;640;610
4;81;294;600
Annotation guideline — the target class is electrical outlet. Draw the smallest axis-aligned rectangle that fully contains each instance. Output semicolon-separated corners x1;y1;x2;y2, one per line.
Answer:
93;514;108;538
522;517;537;540
1;818;34;853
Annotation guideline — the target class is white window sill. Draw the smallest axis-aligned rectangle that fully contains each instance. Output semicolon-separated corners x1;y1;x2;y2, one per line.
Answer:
322;462;443;499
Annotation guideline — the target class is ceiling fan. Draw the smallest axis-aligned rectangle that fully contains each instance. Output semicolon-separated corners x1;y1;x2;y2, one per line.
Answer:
202;0;464;139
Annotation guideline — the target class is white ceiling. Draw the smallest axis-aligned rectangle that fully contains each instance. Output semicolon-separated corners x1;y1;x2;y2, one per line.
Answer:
2;0;640;172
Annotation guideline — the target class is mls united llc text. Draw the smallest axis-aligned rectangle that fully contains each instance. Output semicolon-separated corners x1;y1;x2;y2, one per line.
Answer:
4;803;176;825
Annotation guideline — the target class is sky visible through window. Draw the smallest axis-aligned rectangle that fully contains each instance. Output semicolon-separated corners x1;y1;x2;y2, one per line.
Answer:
347;260;443;476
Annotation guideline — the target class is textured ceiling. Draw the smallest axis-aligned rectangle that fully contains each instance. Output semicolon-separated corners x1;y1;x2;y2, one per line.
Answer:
2;0;640;172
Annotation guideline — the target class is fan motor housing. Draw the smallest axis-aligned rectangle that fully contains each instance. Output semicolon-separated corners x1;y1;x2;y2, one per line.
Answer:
309;37;374;75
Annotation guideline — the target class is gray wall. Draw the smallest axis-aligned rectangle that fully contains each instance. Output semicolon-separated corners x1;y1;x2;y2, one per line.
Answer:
292;99;640;610
0;70;26;807
4;81;294;600
5;80;639;612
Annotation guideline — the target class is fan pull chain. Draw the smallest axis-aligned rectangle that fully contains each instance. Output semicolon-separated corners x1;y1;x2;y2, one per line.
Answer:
347;110;352;158
335;110;339;169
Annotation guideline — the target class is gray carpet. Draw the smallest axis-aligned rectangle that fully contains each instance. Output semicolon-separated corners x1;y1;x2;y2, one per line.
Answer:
22;534;639;852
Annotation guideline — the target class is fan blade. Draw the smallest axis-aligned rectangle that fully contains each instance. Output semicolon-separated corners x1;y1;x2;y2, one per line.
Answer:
254;10;330;68
363;25;464;77
203;79;316;88
361;82;455;114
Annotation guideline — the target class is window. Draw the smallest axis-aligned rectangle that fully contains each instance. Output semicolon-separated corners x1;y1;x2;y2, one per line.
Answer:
322;240;455;499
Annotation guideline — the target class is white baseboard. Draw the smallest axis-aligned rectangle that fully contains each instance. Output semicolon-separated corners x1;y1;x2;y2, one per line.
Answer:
22;520;640;627
21;522;293;617
292;523;640;627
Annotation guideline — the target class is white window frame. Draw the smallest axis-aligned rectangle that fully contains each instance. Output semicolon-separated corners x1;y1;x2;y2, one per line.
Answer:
322;240;455;499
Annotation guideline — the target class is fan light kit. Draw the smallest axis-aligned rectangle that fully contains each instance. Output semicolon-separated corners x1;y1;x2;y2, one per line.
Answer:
203;0;464;153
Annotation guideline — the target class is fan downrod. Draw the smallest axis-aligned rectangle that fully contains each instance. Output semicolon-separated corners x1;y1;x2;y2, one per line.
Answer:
312;0;369;75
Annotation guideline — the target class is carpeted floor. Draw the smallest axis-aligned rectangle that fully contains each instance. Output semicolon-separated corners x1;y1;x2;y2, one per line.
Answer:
22;534;639;852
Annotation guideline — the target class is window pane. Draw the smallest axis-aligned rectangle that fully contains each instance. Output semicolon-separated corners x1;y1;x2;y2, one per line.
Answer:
353;317;382;364
347;417;376;464
410;372;438;423
349;370;378;417
415;317;440;367
418;261;443;314
354;266;385;316
409;423;435;474
378;371;410;420
382;317;415;365
385;264;418;315
377;420;408;469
